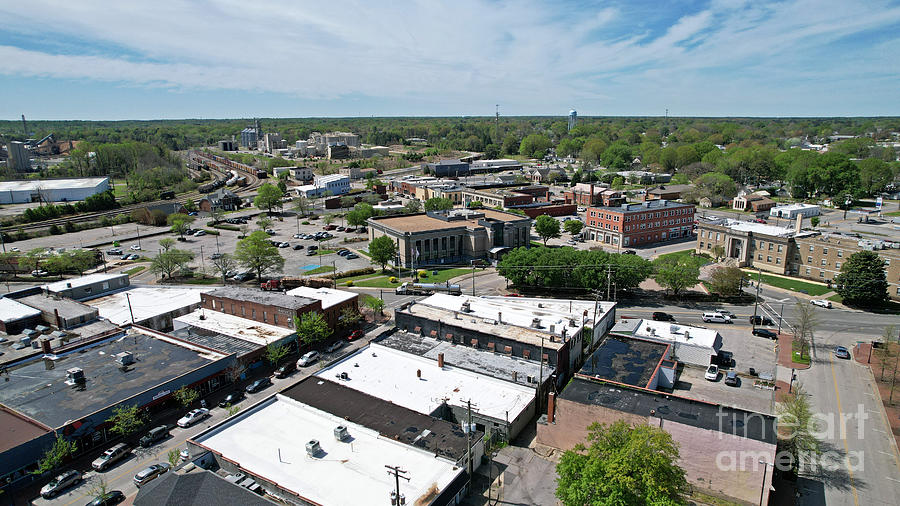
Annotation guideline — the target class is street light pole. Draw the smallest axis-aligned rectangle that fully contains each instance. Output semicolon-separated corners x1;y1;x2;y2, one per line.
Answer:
752;268;761;330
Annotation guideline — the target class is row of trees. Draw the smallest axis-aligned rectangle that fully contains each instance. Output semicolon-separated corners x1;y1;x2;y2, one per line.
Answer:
0;248;100;276
497;247;653;293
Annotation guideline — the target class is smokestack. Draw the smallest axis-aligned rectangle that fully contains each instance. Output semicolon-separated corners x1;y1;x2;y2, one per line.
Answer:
21;114;27;136
54;308;62;329
589;183;594;205
512;370;518;382
40;338;51;354
547;392;556;423
416;369;421;378
437;353;444;368
498;311;502;323
795;214;803;233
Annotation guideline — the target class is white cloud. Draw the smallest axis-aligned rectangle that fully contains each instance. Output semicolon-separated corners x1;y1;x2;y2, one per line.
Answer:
0;0;898;115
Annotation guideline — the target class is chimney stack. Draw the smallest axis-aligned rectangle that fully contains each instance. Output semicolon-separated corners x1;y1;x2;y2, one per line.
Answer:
547;392;556;423
437;353;444;368
416;369;422;378
54;308;62;329
795;214;803;233
40;338;51;354
512;370;518;382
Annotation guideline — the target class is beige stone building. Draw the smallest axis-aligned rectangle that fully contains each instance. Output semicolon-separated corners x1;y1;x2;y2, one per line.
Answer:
793;234;900;298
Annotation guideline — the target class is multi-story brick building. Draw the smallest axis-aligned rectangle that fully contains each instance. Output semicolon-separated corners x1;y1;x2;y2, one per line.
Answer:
201;287;320;329
585;200;695;248
564;183;625;207
461;186;548;209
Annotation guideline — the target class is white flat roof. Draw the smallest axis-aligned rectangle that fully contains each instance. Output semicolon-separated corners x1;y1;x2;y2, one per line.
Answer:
194;395;461;505
43;273;128;293
285;287;357;310
0;297;41;323
632;319;719;349
0;177;108;192
719;218;795;237
315;343;534;421
314;174;349;184
771;203;818;211
174;309;294;346
89;286;212;326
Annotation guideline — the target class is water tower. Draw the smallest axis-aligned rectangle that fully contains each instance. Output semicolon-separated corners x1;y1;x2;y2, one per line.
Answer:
567;109;577;132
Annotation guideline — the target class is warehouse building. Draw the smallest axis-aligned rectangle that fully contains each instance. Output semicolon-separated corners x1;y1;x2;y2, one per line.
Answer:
0;177;110;204
88;286;212;329
0;297;42;334
43;272;129;300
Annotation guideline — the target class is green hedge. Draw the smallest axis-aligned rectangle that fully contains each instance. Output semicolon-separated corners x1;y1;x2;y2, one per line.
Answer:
324;266;375;280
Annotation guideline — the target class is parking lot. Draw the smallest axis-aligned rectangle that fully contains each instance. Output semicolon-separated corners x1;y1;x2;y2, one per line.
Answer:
674;365;775;415
714;320;778;378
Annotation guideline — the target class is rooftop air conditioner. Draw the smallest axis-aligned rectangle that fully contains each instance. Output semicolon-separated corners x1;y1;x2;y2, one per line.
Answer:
531;318;542;328
114;352;135;367
65;367;85;385
306;440;322;457
334;425;349;441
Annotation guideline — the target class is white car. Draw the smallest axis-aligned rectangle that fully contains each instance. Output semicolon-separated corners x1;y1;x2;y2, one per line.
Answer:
130;244;142;251
176;408;210;428
193;230;206;237
31;269;48;277
297;351;320;367
40;470;82;498
811;299;832;309
705;364;719;381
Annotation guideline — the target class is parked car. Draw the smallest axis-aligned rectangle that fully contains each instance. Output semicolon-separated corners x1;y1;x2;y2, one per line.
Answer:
107;248;123;255
337;249;350;256
265;228;276;235
325;340;344;353
714;309;733;318
31;269;48;277
210;253;223;260
306;249;318;256
218;391;244;407
705;364;719;381
121;254;131;260
274;361;296;378
346;253;359;259
347;330;364;341
702;312;732;323
297;351;320;367
139;425;169;448
92;443;130;471
336;226;345;232
279;242;289;248
126;254;140;260
85;490;125;506
308;244;318;251
233;272;254;282
293;244;304;250
651;311;675;322
133;463;169;488
245;377;272;393
622;249;637;255
833;346;851;359
323;224;336;230
752;328;778;340
41;470;82;498
811;299;832;308
130;244;142;251
193;230;206;237
177;408;210;428
292;233;303;239
724;371;739;386
749;315;774;326
188;211;199;216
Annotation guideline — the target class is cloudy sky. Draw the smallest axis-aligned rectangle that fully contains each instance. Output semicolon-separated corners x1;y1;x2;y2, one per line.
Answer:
1;0;899;119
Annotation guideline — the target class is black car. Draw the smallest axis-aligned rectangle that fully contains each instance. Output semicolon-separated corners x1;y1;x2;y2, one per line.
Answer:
218;391;244;407
292;244;304;250
245;377;272;394
651;311;675;322
233;272;254;282
622;250;637;255
274;362;296;378
749;315;775;326
85;490;125;506
752;328;777;340
139;426;169;448
724;371;739;387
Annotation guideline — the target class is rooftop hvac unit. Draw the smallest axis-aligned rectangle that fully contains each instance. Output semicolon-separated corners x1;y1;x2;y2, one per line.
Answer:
334;425;349;441
114;352;135;366
684;330;690;339
549;324;556;334
531;318;542;328
460;301;471;313
527;375;536;384
305;439;322;457
65;367;85;385
569;319;577;327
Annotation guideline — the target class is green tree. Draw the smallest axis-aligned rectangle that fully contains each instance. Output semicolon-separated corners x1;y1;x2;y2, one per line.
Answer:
254;183;284;214
150;248;195;279
404;200;422;213
556;420;687;506
265;343;289;366
563;219;583;237
322;214;335;226
167;213;195;240
652;256;700;295
256;216;273;231
369;235;398;271
424;197;454;212
68;249;98;275
33;435;78;475
534;215;560;246
810;216;820;228
211;252;237;284
519;134;552;159
857;158;893;196
793;297;816;360
611;176;625;189
711;245;725;261
777;383;822;475
167;449;181;469
234;230;285;281
158;237;176;252
364;296;385;317
346;202;375;230
707;266;744;297
173;386;199;408
294;311;333;346
294;195;310;216
581;138;608;164
106;404;146;437
834;250;888;306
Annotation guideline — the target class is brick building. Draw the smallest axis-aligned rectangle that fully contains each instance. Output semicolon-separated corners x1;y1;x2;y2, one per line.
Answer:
461;186;548;209
563;184;625;207
585;200;695;248
200;287;319;329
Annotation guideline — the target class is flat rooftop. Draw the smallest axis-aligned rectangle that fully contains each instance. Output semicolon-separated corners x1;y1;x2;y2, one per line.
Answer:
16;293;97;319
0;297;41;323
561;377;776;445
315;343;534;421
43;273;128;293
89;286;211;326
771;203;818;211
285;286;357;310
632;319;720;350
379;330;551;388
174;310;295;346
0;177;108;191
193;395;463;506
708;218;796;238
579;336;668;388
168;325;261;358
282;377;474;461
205;287;316;310
0;406;52;454
0;330;221;428
369;209;527;233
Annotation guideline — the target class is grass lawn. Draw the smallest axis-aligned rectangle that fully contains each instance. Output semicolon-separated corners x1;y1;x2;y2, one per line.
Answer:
792;340;811;365
124;266;145;276
353;267;473;288
356;249;370;257
883;209;900;217
827;293;843;303
746;271;831;296
656;250;712;264
178;275;222;285
304;265;335;275
112;183;129;198
312;249;335;256
337;271;383;283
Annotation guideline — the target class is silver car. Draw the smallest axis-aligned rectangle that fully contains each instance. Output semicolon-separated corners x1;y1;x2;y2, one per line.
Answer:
134;463;169;487
41;470;82;498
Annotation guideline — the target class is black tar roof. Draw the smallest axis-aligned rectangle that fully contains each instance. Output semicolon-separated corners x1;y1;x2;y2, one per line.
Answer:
579;336;667;388
282;377;476;462
135;470;275;506
0;332;211;428
169;326;261;357
205;287;316;310
561;378;777;445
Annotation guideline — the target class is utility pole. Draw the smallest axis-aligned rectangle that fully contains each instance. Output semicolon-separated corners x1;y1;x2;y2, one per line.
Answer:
200;245;205;273
537;335;545;413
778;303;784;335
136;225;141;249
471;263;476;296
459;399;477;477
384;465;409;505
126;292;135;324
606;264;612;300
752;268;761;329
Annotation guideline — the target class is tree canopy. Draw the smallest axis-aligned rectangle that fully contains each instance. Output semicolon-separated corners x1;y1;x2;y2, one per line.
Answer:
234;230;285;281
834;250;888;306
652;256;701;295
424;197;454;212
254;183;284;214
534;215;560;246
294;311;332;346
369;235;397;271
498;246;652;293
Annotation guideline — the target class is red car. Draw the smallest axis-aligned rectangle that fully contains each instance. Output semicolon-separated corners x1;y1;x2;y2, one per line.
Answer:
347;330;364;341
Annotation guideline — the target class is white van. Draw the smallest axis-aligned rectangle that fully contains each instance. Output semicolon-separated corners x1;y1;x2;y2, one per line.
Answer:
702;312;732;323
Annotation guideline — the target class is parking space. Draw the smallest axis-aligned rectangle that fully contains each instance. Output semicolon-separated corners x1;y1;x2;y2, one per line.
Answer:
715;323;778;378
674;366;775;415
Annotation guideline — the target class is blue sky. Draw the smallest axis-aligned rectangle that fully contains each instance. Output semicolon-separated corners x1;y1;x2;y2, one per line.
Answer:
1;0;899;120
